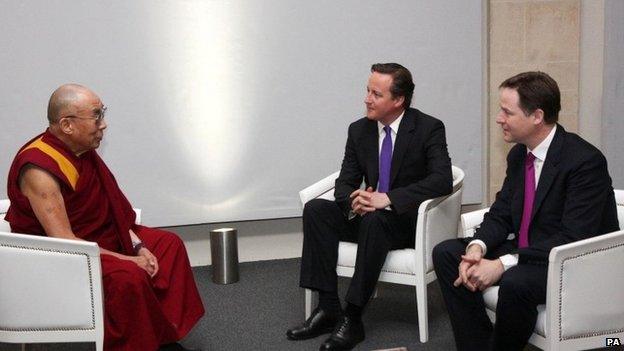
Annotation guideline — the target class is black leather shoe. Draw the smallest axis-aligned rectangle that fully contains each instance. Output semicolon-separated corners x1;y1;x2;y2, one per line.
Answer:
319;316;365;350
159;343;201;351
286;307;343;340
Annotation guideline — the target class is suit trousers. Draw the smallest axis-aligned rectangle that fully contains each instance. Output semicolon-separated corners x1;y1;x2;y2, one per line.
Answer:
299;198;415;307
432;239;548;351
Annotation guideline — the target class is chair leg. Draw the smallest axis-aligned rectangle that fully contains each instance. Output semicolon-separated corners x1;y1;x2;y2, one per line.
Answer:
415;283;429;343
96;339;103;351
305;289;313;319
21;344;26;351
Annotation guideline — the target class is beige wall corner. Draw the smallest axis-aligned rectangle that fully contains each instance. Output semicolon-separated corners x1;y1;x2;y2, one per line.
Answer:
487;0;580;204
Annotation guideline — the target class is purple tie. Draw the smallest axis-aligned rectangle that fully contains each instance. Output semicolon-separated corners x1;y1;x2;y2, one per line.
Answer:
518;152;536;248
378;126;392;193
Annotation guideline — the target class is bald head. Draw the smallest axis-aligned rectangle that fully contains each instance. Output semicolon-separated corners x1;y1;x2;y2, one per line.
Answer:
46;84;107;155
47;84;98;123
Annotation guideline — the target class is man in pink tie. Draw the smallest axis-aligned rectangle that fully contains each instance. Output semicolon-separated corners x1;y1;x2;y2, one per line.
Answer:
433;71;619;351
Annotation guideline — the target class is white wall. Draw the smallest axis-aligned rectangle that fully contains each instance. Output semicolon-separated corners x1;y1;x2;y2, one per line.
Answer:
0;1;485;227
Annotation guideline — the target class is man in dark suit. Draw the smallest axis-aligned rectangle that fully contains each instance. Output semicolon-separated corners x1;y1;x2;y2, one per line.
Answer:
433;71;619;351
286;63;453;350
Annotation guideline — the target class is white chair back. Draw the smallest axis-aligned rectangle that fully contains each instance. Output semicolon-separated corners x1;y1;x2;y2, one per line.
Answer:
0;199;10;232
421;166;464;271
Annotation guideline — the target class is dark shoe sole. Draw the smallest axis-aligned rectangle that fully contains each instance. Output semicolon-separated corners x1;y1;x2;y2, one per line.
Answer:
319;333;365;350
286;326;335;340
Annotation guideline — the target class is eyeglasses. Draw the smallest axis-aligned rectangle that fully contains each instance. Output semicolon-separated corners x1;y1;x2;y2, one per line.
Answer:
64;106;107;125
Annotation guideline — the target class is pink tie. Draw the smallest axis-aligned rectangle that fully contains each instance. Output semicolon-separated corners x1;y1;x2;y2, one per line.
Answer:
518;152;536;248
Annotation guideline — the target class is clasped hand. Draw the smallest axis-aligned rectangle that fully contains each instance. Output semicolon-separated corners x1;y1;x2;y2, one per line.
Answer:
454;245;504;292
350;186;391;215
131;247;159;277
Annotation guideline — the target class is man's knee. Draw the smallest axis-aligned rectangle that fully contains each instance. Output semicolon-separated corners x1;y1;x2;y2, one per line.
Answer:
159;229;185;249
357;212;393;244
106;261;151;296
433;239;463;267
498;268;532;301
360;211;387;228
303;198;335;219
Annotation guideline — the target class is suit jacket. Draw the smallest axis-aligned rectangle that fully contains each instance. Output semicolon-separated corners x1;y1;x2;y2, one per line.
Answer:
474;124;619;262
334;107;453;222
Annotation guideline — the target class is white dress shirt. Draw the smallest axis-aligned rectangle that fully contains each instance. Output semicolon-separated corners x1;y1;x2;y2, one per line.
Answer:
469;125;557;270
377;111;404;158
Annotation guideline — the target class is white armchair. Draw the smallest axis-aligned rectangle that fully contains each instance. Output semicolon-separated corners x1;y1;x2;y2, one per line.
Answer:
0;199;142;351
459;190;624;351
300;165;465;343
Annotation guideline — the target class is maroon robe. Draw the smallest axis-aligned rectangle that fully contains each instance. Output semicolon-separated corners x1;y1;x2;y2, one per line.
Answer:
5;130;205;351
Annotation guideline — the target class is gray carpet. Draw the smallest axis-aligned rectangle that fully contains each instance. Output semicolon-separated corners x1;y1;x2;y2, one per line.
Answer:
0;258;615;350
184;258;456;351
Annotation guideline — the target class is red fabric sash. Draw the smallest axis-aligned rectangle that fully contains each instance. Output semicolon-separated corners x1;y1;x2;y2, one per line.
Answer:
5;130;135;255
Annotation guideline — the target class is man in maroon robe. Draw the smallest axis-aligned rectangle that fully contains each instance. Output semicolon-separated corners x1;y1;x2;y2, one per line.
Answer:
5;84;205;351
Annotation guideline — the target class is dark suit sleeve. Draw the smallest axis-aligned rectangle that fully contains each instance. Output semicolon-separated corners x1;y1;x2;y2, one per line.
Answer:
473;149;517;251
530;152;613;253
386;119;453;215
334;123;363;216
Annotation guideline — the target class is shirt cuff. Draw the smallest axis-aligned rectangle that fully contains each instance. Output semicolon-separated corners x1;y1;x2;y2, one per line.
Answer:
467;239;487;256
498;254;519;271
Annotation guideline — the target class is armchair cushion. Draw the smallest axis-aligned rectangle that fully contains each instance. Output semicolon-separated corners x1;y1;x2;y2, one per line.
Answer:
337;242;416;275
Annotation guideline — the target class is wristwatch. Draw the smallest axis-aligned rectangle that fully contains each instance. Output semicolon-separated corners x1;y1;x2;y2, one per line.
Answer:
132;241;144;254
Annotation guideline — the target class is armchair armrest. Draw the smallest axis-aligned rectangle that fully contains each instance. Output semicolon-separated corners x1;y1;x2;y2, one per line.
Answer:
546;229;624;341
299;171;340;205
460;208;489;238
0;231;103;335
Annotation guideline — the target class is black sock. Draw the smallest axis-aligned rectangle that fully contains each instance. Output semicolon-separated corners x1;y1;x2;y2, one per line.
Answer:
345;303;362;320
318;290;342;315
